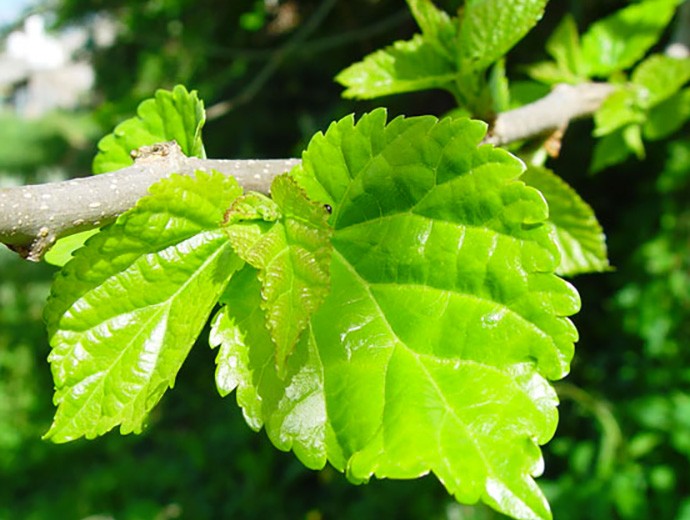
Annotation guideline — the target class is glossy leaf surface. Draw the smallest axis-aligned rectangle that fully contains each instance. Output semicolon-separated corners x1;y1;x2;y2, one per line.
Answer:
216;110;581;519
45;171;242;442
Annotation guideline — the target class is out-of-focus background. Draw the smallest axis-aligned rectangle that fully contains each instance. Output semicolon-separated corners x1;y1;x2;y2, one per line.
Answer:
0;1;689;518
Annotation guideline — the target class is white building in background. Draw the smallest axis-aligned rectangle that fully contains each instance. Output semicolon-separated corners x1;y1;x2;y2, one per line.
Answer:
0;13;115;118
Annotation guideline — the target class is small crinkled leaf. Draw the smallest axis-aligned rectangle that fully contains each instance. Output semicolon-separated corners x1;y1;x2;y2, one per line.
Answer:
580;0;679;78
209;265;331;470
224;175;333;376
221;109;580;520
632;54;690;108
335;34;457;99
44;170;243;442
521;167;610;276
458;0;548;71
93;85;206;174
644;88;690;140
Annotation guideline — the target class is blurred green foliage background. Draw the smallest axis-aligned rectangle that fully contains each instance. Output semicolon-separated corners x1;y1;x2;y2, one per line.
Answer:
1;1;689;518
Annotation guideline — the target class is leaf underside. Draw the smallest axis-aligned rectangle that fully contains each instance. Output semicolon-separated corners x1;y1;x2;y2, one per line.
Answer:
521;166;610;276
213;109;580;520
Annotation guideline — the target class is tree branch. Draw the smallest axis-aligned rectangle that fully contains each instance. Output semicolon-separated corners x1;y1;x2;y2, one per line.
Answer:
484;82;615;146
1;81;614;261
0;142;298;261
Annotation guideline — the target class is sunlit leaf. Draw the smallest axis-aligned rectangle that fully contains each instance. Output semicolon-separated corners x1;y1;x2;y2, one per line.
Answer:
522;167;610;276
93;85;206;174
581;0;679;78
218;109;580;520
224;175;333;376
458;0;548;71
44;171;242;442
335;34;457;99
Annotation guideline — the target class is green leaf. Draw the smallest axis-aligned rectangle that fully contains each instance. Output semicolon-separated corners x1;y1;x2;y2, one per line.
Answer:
489;59;511;113
622;123;645;160
546;14;584;79
405;0;457;60
224;174;333;376
632;54;690;108
591;129;634;173
335;34;457;99
219;110;580;519
457;0;548;72
644;88;690;140
210;265;333;469
92;85;206;174
525;61;577;85
580;0;679;78
521;167;609;276
594;87;645;137
44;170;243;442
44;229;99;267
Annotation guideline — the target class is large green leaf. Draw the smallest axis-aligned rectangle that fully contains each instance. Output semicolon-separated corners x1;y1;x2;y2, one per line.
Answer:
217;110;580;519
580;0;679;78
92;85;206;174
521;167;609;276
335;34;457;99
457;0;548;72
44;171;243;442
224;175;333;376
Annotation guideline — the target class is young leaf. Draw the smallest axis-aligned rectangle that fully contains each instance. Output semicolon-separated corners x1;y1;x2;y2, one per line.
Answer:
545;14;584;80
335;34;457;99
644;88;690;140
44;171;243;442
632;54;690;108
224;175;333;376
580;0;679;78
457;0;548;72
223;109;581;520
44;229;99;267
593;87;645;137
209;266;330;470
405;0;457;59
521;167;609;276
93;85;206;174
591;129;634;173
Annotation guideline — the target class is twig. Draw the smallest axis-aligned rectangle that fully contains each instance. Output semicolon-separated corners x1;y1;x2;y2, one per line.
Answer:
484;82;615;146
0;142;298;261
1;81;615;261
